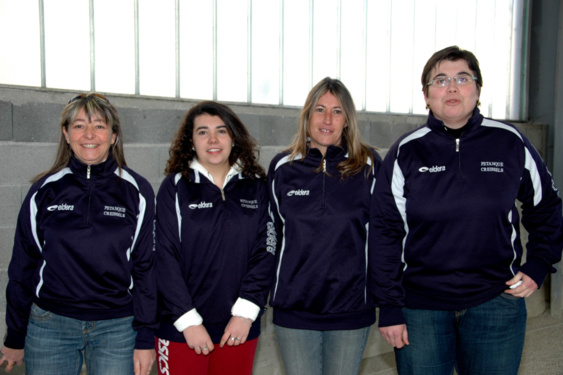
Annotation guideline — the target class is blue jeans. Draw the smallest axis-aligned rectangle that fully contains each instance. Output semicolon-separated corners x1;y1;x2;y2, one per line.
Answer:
395;293;527;375
24;304;137;375
274;325;370;375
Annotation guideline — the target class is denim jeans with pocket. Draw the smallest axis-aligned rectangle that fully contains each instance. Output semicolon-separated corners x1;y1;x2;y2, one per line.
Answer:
274;324;370;375
24;304;136;375
394;293;527;375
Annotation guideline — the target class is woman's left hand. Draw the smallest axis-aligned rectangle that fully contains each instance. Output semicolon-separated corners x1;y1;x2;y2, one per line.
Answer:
133;348;156;375
219;316;252;348
505;271;538;298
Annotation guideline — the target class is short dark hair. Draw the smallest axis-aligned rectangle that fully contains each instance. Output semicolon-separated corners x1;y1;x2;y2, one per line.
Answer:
421;46;483;96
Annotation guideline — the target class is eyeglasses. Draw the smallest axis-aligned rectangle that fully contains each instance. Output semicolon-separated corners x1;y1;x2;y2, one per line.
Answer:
67;93;110;104
427;73;478;87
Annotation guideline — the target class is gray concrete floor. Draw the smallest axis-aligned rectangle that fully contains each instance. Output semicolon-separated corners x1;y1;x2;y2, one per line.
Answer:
519;312;563;375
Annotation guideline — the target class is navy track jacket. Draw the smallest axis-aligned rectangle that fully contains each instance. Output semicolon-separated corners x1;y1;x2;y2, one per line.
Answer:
5;155;158;349
155;165;275;344
370;109;563;327
268;144;382;330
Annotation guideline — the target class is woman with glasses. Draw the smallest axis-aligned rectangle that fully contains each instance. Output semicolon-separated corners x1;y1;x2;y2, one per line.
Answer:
0;93;157;375
154;101;275;375
268;77;381;375
371;45;563;374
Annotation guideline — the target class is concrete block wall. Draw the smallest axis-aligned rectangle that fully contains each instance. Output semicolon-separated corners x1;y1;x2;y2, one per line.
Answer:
0;85;551;374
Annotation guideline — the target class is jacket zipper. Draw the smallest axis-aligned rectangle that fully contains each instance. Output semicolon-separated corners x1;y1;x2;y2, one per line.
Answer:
221;189;225;201
322;159;327;208
456;138;463;182
86;165;93;224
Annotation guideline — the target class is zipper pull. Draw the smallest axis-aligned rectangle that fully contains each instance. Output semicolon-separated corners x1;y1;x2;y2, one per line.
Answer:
87;165;91;179
456;138;460;152
221;189;225;201
323;159;327;173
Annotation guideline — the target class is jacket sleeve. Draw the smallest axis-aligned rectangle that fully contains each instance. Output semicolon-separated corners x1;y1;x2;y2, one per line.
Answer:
369;144;407;327
4;183;44;349
266;155;285;261
517;137;563;287
232;179;276;321
155;174;202;332
130;177;159;350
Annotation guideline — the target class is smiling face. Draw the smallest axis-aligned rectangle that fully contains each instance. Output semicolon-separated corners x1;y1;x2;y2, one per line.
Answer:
63;108;116;165
192;113;233;173
424;59;480;129
308;91;347;155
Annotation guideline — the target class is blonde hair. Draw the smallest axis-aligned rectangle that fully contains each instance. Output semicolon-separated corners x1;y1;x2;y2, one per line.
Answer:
287;77;374;179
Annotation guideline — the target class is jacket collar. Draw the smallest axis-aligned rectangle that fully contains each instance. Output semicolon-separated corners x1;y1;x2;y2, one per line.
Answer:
190;157;242;188
69;153;117;179
306;140;349;161
427;107;484;135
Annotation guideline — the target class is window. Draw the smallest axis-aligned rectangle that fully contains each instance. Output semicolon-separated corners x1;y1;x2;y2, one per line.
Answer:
0;0;526;120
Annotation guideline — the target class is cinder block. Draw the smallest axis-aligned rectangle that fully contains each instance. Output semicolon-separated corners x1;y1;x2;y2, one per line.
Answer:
157;145;172;177
258;146;285;170
0;203;19;229
370;121;420;149
358;119;372;146
119;107;184;144
0;143;57;185
259;115;299;146
13;102;62;142
0;101;12;141
0;228;15;268
124;144;168;187
238;113;261;141
0;185;23;209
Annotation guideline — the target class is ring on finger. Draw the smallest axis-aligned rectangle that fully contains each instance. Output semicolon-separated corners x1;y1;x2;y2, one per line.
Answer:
202;346;208;351
230;337;235;341
235;337;241;341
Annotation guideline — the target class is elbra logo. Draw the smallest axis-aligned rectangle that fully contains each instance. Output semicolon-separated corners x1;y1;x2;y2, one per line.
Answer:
418;165;446;173
287;189;309;196
47;203;75;211
188;201;213;209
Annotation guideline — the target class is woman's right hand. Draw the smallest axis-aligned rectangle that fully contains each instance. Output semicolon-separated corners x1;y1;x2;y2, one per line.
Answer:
0;346;24;372
183;325;214;355
379;324;409;349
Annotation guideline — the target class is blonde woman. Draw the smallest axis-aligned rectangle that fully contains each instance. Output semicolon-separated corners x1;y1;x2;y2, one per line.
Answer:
267;78;382;375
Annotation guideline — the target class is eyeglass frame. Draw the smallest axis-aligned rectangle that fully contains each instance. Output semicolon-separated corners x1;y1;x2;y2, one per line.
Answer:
426;73;478;87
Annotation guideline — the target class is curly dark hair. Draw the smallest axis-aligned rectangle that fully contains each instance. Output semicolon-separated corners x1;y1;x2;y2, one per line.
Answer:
165;100;265;180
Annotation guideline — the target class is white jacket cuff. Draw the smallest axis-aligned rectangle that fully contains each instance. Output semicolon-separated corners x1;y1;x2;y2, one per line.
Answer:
231;297;260;321
174;308;203;332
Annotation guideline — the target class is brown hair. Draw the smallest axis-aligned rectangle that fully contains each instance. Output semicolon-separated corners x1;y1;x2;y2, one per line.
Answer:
165;100;265;180
32;92;125;183
421;45;483;97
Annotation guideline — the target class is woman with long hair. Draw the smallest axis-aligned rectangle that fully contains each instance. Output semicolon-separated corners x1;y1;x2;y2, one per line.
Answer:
267;77;382;375
0;92;157;375
154;101;275;375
